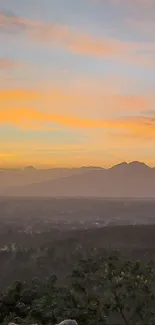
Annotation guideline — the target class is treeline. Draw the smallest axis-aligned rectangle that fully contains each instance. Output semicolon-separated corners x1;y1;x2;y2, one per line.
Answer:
1;252;155;325
1;225;155;292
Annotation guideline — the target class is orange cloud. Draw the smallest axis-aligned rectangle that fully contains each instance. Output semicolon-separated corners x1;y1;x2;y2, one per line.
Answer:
0;10;153;65
0;152;17;157
1;108;155;168
0;89;41;101
0;107;107;129
1;107;155;140
0;58;19;70
0;87;151;117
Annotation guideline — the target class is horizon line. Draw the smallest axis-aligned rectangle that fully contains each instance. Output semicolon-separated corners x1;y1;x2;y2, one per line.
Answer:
0;161;154;170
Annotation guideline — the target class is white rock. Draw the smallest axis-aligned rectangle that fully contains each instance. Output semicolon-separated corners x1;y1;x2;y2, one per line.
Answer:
56;319;78;325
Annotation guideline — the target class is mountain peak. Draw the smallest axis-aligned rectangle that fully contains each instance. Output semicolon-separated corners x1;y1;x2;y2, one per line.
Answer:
81;166;104;170
109;161;151;173
128;161;150;169
110;162;127;170
3;161;155;197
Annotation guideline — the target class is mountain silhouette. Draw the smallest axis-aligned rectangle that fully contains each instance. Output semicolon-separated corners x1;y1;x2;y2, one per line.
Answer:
2;161;155;197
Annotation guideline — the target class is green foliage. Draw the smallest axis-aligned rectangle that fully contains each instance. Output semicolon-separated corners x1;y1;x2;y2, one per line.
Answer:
71;254;155;325
1;253;155;325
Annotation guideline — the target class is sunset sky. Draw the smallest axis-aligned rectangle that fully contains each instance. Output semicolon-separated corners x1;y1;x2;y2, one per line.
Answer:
0;0;155;168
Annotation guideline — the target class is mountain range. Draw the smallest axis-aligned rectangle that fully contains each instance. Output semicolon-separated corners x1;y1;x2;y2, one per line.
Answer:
1;161;155;197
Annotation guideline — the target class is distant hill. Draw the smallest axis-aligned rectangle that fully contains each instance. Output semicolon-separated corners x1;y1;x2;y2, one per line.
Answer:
0;167;96;193
3;161;155;197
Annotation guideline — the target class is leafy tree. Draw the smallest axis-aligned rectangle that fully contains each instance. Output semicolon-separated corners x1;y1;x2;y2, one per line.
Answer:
1;253;155;325
70;254;155;325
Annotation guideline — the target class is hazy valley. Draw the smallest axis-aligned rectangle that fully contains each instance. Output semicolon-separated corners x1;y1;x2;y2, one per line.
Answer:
1;196;155;292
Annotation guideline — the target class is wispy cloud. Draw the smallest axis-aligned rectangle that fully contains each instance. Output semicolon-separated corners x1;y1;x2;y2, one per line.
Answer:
0;10;154;65
0;152;17;157
0;86;151;118
0;89;40;101
0;107;109;129
1;107;155;141
0;10;134;54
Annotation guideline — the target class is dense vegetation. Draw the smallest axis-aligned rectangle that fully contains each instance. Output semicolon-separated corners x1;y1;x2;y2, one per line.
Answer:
1;225;155;292
1;251;155;325
1;199;155;324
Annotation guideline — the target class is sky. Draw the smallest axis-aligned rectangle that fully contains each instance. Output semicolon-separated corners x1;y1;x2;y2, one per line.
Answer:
0;0;155;168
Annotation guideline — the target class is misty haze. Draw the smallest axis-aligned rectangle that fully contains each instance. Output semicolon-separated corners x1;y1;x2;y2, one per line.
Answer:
1;161;155;197
1;169;155;323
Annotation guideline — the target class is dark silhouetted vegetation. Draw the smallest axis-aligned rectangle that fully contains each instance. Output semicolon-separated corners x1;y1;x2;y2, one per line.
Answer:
1;252;155;325
1;198;155;324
